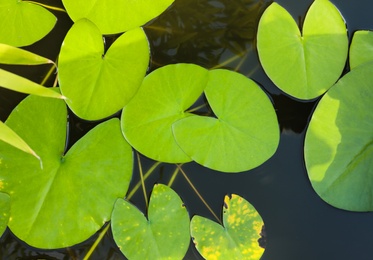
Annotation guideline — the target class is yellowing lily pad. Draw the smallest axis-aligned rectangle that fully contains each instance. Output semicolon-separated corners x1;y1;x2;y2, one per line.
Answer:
0;192;10;237
191;194;265;260
112;184;190;260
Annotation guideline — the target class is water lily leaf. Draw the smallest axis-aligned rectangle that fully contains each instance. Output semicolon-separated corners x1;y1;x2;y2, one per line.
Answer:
0;43;54;65
112;184;190;260
305;62;373;211
0;192;10;237
173;69;279;172
257;0;348;99
121;63;208;163
58;19;149;120
0;0;56;47
0;69;65;99
0;94;133;248
191;194;264;260
350;30;373;69
62;0;174;34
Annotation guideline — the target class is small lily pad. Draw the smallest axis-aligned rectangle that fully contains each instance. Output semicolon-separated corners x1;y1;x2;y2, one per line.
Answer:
0;94;133;248
0;192;10;237
0;0;56;46
112;184;190;260
349;30;373;69
62;0;175;34
257;0;348;99
191;194;265;260
173;69;279;172
121;63;208;163
305;61;373;211
58;19;149;120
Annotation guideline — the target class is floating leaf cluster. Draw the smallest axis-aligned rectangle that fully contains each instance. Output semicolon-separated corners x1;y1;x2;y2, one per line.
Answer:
0;0;372;259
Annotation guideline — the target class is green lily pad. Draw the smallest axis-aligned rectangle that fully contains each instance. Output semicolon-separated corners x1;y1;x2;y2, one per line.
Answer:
350;30;373;69
121;63;208;163
191;194;265;260
305;61;373;211
173;69;279;173
0;0;56;47
0;94;133;248
62;0;175;34
58;19;149;120
112;184;190;260
0;192;10;237
257;0;348;99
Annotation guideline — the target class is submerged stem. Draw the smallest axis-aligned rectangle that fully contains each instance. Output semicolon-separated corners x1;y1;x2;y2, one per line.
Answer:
82;223;110;260
167;166;180;187
136;152;148;208
22;1;67;12
40;62;57;86
176;164;221;224
126;160;162;201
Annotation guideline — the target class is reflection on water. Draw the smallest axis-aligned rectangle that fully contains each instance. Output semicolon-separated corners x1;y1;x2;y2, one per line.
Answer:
145;0;269;72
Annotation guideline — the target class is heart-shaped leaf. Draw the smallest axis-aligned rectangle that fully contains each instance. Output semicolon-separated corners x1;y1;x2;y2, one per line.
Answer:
121;63;208;163
62;0;175;34
257;0;348;99
305;61;373;211
112;184;190;260
173;69;279;172
191;194;265;260
350;30;373;69
0;192;10;237
0;0;56;47
0;94;133;248
58;19;149;120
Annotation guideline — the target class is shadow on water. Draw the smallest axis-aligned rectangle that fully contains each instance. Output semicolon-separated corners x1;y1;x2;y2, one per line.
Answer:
1;0;373;259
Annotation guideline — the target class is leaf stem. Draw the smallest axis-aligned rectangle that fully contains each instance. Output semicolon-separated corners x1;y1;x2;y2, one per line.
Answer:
82;223;110;260
167;166;180;187
176;164;222;224
136;152;148;208
40;63;57;86
126;160;162;201
186;103;206;113
22;1;67;12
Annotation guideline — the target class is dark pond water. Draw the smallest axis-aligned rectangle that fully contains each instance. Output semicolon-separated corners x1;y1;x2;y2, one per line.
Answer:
1;0;373;259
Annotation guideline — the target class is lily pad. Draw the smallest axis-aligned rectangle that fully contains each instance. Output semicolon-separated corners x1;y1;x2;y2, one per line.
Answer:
0;94;133;248
58;19;149;120
121;63;208;163
62;0;175;34
349;30;373;69
305;61;373;211
0;192;10;237
0;0;56;47
191;194;265;260
112;184;190;260
173;69;279;172
257;0;348;99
